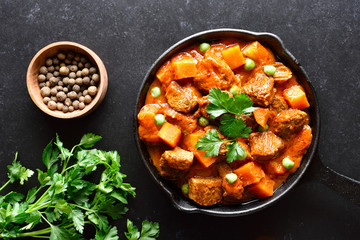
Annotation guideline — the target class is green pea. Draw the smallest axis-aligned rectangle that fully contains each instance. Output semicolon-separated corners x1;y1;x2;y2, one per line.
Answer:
282;157;295;170
198;116;209;127
225;173;238;184
154;114;165;126
229;85;240;96
258;124;269;132
244;58;255;71
199;43;211;52
264;65;276;76
151;87;161;97
181;183;189;194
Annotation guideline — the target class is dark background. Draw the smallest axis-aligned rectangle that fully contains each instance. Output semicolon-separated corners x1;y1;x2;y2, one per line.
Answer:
0;0;359;239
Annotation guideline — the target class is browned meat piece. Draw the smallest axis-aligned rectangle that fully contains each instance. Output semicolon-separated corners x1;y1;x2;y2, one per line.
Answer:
243;72;275;106
158;156;186;180
273;63;292;82
272;109;309;138
194;52;236;91
165;81;202;113
270;91;289;113
162;147;194;170
249;131;285;161
164;107;198;135
188;177;223;206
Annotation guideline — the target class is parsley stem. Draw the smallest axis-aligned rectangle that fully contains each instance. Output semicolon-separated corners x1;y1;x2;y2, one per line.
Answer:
61;145;77;174
26;185;52;212
15;229;51;238
40;212;52;226
26;200;51;213
0;180;11;192
69;203;96;213
26;185;44;203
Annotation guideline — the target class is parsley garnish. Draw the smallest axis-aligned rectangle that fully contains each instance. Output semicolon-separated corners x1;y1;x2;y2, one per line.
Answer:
0;134;159;239
207;88;254;119
125;219;160;240
196;129;224;158
196;88;253;163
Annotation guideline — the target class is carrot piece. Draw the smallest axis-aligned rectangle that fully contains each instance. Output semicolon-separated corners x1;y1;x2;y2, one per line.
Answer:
283;85;310;110
172;58;197;80
253;108;270;129
138;105;162;143
146;144;166;173
242;41;269;61
158;122;182;148
284;125;312;173
193;150;218;168
221;45;246;70
181;131;218;168
222;178;244;199
145;79;167;104
233;162;265;186
156;61;174;85
248;176;275;198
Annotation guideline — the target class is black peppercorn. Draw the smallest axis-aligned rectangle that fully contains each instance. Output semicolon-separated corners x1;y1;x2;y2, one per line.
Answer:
56;91;67;102
38;74;46;83
39;66;48;74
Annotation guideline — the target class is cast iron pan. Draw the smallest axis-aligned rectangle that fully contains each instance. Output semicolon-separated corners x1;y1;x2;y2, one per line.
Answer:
135;29;360;216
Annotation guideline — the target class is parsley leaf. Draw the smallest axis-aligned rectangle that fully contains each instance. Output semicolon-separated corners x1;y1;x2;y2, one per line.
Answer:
7;153;34;185
94;226;118;240
226;142;247;163
79;133;102;149
55;134;72;161
195;129;224;157
207;88;254;119
42;140;60;170
140;220;160;240
219;114;252;138
70;209;85;234
207;88;232;118
125;219;140;240
50;225;72;240
125;219;160;240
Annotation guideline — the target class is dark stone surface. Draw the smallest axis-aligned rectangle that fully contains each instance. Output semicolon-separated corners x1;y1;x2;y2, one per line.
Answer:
0;0;359;239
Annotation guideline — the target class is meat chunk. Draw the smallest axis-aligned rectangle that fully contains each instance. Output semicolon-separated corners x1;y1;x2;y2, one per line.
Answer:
270;91;289;113
272;109;309;138
158;157;186;180
194;52;236;91
159;147;194;180
249;131;285;161
162;147;194;170
165;81;201;113
243;72;274;106
188;177;223;206
164;107;198;135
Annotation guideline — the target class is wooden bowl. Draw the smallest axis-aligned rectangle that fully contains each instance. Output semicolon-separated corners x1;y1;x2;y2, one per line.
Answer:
27;41;108;119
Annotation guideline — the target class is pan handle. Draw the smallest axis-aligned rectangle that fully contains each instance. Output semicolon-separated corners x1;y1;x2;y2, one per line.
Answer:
306;152;360;206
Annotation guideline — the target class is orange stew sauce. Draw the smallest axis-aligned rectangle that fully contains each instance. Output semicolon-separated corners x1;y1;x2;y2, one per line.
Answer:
138;39;312;206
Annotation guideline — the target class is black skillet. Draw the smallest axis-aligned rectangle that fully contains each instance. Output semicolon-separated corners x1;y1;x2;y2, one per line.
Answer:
135;29;360;216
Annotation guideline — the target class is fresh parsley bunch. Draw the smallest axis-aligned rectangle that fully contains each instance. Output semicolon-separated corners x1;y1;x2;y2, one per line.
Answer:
196;88;254;163
0;133;159;240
